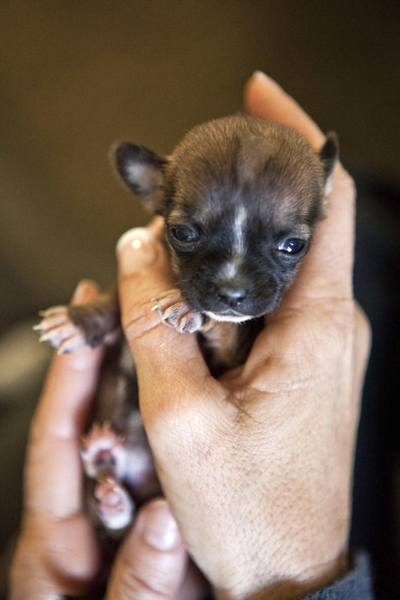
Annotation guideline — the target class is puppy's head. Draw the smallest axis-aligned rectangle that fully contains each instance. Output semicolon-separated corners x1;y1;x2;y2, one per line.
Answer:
114;116;338;321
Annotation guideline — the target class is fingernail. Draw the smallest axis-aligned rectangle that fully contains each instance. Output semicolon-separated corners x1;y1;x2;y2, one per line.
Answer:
138;499;181;551
117;228;157;274
251;70;283;90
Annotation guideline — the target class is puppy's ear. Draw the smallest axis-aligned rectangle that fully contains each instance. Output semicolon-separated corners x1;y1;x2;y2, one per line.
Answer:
319;132;339;195
113;142;166;212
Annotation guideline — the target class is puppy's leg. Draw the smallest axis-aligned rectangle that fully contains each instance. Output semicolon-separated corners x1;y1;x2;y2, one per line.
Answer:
82;423;135;534
34;293;120;353
200;318;264;375
152;289;206;333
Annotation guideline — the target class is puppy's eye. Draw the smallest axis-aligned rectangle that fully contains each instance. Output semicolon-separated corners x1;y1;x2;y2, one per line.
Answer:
171;225;199;243
278;238;305;254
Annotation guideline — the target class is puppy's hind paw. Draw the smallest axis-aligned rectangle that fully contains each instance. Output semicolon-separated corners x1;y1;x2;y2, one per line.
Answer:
94;478;134;531
34;306;86;354
81;423;127;480
152;289;205;333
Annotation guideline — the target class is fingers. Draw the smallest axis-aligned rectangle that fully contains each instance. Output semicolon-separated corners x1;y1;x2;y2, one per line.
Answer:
245;71;325;149
245;71;355;303
117;227;222;427
105;498;187;600
26;280;104;518
10;280;104;599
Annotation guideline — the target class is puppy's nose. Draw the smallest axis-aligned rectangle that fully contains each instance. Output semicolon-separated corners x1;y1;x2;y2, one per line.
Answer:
218;286;246;309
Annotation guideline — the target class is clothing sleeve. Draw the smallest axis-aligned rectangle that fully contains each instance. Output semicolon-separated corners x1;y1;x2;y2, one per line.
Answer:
303;553;374;599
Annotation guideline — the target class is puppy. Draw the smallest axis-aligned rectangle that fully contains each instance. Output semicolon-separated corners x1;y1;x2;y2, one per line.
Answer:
36;115;338;540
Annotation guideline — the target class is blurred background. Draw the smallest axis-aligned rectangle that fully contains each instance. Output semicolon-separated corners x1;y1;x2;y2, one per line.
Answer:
0;1;399;598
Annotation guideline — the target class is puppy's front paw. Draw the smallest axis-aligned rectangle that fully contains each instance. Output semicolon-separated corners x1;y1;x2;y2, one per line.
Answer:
152;289;205;333
34;306;86;354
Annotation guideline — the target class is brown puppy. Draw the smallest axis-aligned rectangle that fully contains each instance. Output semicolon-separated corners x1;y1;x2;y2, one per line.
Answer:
36;115;338;539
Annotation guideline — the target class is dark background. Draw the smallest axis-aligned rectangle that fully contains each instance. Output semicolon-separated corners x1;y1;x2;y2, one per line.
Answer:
0;1;399;598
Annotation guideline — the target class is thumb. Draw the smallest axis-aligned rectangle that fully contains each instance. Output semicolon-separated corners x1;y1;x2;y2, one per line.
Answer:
116;224;215;424
105;498;187;600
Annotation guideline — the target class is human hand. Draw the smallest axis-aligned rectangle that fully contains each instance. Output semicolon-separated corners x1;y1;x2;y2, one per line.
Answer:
9;280;190;600
116;72;371;600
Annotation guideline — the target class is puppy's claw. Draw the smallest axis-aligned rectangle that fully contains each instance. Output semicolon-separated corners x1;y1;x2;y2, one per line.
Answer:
151;305;163;317
35;305;86;354
151;289;181;303
39;328;70;343
151;288;204;334
38;306;68;318
162;302;188;327
162;304;204;333
151;290;182;309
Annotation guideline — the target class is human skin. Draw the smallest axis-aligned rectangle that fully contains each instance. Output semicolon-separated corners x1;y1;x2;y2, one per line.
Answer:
116;72;371;599
9;280;195;600
9;72;371;600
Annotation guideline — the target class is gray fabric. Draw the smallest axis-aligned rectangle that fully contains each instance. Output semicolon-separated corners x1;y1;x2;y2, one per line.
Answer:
304;553;374;599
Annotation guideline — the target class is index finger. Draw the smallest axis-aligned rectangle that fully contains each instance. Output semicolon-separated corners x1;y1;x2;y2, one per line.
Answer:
245;72;355;302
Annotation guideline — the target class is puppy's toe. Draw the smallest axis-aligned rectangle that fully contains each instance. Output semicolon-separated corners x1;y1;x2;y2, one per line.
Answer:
151;289;183;318
57;332;87;354
35;306;86;353
38;305;70;319
34;306;71;335
179;311;205;333
152;290;204;333
162;302;191;328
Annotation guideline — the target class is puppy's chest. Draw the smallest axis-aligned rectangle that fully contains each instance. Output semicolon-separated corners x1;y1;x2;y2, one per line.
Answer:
198;317;263;376
92;341;144;445
94;316;261;437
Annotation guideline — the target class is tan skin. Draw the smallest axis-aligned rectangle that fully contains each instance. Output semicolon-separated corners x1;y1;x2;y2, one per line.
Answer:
9;279;201;600
10;72;371;600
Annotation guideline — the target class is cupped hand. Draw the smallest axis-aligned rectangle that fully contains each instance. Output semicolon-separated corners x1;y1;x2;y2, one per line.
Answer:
9;281;191;600
116;73;371;600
